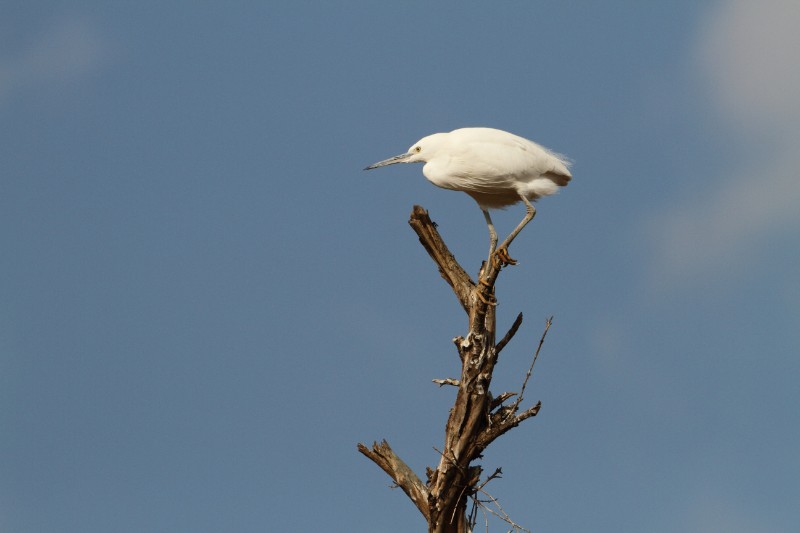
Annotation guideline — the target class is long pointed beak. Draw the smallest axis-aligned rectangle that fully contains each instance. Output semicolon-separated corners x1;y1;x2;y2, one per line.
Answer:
364;152;413;170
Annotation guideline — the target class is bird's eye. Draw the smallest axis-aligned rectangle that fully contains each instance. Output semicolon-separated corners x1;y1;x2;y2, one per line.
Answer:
414;146;422;153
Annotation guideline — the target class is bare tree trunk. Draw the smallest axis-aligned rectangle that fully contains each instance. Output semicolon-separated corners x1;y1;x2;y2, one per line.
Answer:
359;206;549;533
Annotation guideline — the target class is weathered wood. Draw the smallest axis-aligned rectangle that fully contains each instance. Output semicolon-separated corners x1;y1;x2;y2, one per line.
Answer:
407;206;475;313
359;205;548;533
357;440;430;521
496;312;524;356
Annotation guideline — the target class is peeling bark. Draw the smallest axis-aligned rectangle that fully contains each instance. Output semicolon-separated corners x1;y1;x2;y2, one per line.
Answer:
358;206;551;533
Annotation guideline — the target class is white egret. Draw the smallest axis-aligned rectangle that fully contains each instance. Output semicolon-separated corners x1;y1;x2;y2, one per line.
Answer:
365;127;572;265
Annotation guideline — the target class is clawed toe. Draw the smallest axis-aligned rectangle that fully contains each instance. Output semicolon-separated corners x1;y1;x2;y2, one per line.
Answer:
475;286;497;306
492;247;518;268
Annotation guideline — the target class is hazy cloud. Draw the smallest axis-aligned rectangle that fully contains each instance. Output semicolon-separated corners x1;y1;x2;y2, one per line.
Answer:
645;1;800;287
0;17;107;105
698;0;800;131
680;492;762;533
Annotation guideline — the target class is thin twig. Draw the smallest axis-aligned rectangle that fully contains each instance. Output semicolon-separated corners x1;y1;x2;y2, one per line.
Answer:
475;467;503;492
511;316;553;412
450;483;471;526
475;487;531;533
432;446;462;473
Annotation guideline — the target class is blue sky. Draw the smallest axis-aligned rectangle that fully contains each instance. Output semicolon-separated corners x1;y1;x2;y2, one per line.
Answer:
2;2;799;532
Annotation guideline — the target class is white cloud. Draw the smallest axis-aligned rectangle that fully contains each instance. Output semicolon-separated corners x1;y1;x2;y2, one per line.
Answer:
698;0;800;131
0;17;107;105
679;492;763;533
646;152;800;283
644;1;800;288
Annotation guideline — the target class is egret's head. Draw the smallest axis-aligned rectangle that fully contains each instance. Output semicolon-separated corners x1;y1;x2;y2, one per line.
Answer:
364;133;443;170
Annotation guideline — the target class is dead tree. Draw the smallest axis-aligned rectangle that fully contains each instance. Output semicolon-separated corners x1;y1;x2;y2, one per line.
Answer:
358;205;553;533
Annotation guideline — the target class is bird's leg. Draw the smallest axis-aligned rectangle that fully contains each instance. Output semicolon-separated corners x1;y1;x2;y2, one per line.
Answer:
476;209;500;304
482;209;498;260
494;195;537;267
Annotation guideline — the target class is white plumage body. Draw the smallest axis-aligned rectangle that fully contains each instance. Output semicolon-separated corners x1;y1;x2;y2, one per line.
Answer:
365;126;572;261
406;127;571;209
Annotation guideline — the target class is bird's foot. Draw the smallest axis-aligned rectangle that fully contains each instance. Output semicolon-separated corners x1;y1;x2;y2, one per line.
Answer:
476;278;497;306
492;247;518;268
475;288;497;306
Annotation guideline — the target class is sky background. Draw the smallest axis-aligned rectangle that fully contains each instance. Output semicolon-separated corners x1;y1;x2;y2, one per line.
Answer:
2;2;799;532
